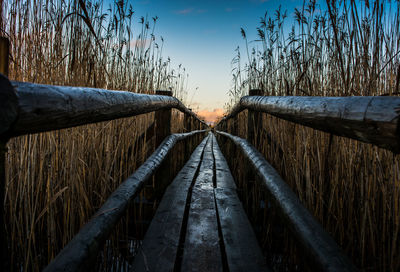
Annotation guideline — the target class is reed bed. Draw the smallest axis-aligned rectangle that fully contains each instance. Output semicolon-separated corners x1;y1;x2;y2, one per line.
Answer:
223;0;400;271
1;0;193;270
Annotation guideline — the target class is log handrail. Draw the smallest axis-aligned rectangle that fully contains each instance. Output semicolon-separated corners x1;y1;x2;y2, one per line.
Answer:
217;95;400;153
216;131;356;272
0;74;206;138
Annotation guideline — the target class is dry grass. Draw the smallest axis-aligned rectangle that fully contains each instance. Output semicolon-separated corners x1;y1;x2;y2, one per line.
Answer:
224;0;400;271
1;0;194;270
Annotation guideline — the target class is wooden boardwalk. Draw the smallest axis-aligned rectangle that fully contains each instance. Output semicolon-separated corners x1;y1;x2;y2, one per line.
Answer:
131;133;269;272
5;68;389;271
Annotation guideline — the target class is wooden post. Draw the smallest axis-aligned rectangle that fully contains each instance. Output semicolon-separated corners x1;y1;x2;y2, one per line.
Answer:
0;37;9;76
154;90;173;200
184;112;192;133
195;119;200;144
247;89;263;146
246;89;264;220
184;112;192;161
221;120;226;132
0;37;15;271
229;116;238;136
155;90;172;147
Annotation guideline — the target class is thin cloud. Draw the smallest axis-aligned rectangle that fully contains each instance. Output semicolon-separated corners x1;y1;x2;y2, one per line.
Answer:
197;108;225;124
225;7;234;12
175;8;207;15
175;8;194;15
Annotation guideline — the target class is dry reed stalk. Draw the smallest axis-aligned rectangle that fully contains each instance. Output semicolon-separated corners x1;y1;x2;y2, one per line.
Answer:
1;0;193;270
225;0;400;270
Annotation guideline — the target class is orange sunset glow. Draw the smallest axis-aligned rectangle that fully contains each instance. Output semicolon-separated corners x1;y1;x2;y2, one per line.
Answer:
196;108;224;125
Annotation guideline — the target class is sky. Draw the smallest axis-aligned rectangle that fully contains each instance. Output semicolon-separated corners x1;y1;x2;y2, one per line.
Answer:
130;0;304;123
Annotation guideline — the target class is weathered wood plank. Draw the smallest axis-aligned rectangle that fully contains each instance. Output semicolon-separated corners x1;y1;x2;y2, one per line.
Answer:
4;79;207;137
43;130;206;272
181;136;222;272
221;95;400;153
216;131;356;272
214;188;269;272
131;135;209;272
211;134;270;272
211;134;236;190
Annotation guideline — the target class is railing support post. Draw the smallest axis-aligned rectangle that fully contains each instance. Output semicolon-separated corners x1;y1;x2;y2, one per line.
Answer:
0;37;16;270
232;116;238;136
154;90;173;200
184;111;192;161
0;37;9;77
246;89;264;218
247;89;263;146
155;90;172;147
195;118;201;144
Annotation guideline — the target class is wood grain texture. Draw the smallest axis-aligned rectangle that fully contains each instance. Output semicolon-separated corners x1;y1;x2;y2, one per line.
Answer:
181;137;222;272
220;95;400;153
131;136;209;272
212;133;270;272
8;80;207;137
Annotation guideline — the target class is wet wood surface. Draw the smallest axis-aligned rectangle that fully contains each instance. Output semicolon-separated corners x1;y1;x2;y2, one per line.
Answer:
131;136;209;272
181;136;222;272
132;133;269;271
212;135;269;272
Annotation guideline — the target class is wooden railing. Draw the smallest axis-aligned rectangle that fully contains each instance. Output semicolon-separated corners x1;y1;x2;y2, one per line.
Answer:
0;72;208;270
214;89;400;271
217;90;400;153
216;131;354;271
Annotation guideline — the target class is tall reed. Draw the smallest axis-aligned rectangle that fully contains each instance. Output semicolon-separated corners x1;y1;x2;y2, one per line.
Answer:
1;0;191;270
225;0;400;271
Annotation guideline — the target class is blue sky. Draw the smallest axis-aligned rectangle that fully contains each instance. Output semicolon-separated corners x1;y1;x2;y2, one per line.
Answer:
130;0;303;115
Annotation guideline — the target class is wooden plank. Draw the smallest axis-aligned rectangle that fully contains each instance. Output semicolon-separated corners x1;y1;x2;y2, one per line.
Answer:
212;134;269;271
214;188;270;272
211;134;236;190
131;135;209;272
181;136;223;272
